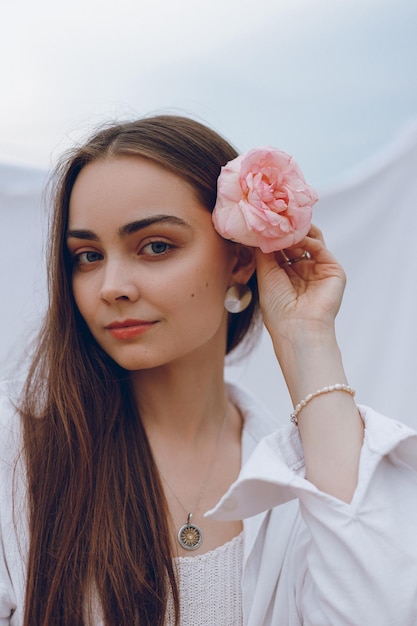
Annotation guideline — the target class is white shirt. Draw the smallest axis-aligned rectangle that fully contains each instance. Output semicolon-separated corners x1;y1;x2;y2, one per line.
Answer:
1;381;417;625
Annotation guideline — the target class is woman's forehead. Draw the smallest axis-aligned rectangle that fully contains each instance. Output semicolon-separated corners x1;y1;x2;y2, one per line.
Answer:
65;155;229;261
68;156;206;228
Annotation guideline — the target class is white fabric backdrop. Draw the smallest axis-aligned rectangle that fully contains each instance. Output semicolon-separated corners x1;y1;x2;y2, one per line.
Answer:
0;165;47;375
1;125;416;426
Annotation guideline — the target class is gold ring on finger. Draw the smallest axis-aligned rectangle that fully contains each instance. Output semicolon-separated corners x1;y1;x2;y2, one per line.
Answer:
280;250;311;267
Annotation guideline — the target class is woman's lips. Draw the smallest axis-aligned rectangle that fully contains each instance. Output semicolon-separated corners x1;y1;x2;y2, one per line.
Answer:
106;319;156;339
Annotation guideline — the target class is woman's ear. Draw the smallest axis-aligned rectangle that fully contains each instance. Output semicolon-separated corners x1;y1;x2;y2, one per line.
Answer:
229;244;256;285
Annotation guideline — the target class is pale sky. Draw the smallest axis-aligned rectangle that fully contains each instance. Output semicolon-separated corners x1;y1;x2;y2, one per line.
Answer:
1;0;416;184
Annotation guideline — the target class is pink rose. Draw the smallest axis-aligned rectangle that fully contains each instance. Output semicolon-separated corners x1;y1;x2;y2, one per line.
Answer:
212;147;318;253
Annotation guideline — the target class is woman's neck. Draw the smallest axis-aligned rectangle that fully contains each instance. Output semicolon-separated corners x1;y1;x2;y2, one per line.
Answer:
130;351;229;444
130;349;244;556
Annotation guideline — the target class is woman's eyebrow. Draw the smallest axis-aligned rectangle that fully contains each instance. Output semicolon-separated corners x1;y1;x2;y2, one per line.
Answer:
66;214;191;241
118;214;192;236
66;228;98;241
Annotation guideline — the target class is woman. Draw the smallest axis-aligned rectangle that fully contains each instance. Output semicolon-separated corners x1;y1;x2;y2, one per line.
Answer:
0;115;416;625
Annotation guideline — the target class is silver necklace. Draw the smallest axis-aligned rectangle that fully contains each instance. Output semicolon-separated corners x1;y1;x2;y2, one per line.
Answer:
157;409;227;551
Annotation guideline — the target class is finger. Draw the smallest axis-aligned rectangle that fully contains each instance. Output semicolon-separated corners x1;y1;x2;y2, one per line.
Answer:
279;249;312;268
284;230;336;266
307;223;325;244
280;224;325;264
255;249;295;286
255;249;280;276
301;235;337;263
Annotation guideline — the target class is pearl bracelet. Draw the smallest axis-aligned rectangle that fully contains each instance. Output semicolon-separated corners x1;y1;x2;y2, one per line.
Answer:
290;384;356;426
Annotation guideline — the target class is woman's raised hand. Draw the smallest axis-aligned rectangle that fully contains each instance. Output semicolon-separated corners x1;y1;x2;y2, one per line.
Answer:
255;225;346;340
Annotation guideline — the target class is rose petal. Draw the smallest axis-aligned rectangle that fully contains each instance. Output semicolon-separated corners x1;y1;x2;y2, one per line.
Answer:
212;147;317;252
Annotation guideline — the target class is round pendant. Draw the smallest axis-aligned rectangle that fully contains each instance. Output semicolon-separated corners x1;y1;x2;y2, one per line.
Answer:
178;522;203;551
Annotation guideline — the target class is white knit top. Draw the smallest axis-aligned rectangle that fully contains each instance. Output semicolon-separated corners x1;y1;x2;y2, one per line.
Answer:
165;532;243;625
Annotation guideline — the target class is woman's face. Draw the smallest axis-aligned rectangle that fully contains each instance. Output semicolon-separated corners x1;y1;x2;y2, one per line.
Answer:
67;156;242;371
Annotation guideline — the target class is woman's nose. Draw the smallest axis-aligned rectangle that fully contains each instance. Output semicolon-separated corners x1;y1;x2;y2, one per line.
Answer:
99;260;140;303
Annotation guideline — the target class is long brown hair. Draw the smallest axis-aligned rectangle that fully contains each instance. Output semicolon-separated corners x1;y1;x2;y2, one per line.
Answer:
19;115;260;625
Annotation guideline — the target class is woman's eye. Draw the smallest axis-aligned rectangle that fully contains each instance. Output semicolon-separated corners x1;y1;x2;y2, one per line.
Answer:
142;241;171;256
76;251;103;265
